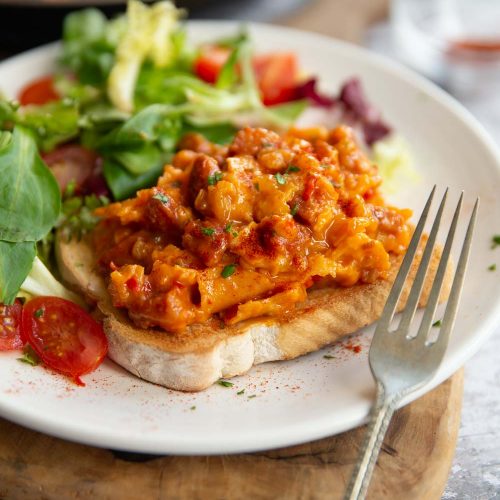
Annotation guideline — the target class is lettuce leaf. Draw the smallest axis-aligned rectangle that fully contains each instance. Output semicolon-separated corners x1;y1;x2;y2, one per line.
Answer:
107;0;184;112
0;241;36;304
61;7;125;86
0;127;60;242
19;256;85;307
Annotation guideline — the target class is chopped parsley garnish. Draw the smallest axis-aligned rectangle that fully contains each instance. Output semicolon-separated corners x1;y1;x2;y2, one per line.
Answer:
254;182;260;192
190;406;196;411
432;320;442;328
492;235;500;249
262;141;272;148
323;354;335;359
285;165;300;174
274;173;286;185
225;223;238;237
221;264;236;278
18;346;39;367
152;192;169;204
237;389;245;395
34;308;44;318
320;163;331;169
290;203;299;216
201;227;215;237
247;394;257;399
217;379;234;388
207;171;223;186
488;263;497;271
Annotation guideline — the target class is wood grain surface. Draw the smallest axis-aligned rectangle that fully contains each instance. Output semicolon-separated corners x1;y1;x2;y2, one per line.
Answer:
0;370;463;500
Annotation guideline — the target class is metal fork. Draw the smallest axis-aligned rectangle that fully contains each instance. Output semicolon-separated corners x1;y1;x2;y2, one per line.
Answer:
345;187;479;500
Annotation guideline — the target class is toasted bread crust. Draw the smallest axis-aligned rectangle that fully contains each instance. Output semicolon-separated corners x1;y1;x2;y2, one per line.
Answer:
56;233;452;391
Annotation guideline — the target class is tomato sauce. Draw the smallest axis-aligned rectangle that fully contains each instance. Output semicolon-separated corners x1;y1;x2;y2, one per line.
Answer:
93;126;412;332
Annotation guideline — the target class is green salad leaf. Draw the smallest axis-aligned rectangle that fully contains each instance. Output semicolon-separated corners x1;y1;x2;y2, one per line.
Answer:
107;0;184;112
0;99;80;152
0;127;61;242
61;7;122;86
103;158;165;200
19;256;85;307
0;240;36;304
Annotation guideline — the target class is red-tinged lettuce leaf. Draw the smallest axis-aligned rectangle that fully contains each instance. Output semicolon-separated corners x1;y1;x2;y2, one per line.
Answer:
295;78;336;107
338;78;392;145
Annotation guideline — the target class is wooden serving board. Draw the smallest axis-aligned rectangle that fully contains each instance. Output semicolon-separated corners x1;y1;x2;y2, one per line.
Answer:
0;370;463;500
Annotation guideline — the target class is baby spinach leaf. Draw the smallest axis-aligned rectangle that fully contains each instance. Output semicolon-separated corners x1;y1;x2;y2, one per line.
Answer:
103;158;165;200
183;122;237;144
0;127;61;242
0;240;36;304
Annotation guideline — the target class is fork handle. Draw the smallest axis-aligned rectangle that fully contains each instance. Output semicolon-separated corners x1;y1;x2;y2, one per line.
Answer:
344;384;398;500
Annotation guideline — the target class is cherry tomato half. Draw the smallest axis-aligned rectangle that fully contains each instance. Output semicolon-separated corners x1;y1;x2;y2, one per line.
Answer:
18;75;60;106
21;297;108;385
194;48;299;105
252;53;299;106
194;46;232;84
0;301;24;351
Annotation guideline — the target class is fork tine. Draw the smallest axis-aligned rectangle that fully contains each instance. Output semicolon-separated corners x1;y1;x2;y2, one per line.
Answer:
375;185;436;333
415;193;467;345
396;188;448;337
426;198;479;351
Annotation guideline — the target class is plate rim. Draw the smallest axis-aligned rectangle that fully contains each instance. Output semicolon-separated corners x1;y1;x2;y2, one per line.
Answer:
1;19;500;455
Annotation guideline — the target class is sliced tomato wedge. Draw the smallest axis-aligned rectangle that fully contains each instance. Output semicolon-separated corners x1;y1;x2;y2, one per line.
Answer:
18;75;60;106
42;145;100;193
194;46;232;84
194;48;300;105
21;297;108;385
0;301;24;351
253;53;299;105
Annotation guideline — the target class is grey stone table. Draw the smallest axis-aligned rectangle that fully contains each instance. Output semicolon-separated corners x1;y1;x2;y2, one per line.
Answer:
443;331;500;499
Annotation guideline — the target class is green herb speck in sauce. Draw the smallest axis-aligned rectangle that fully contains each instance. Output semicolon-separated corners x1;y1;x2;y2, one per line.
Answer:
201;227;215;237
237;389;245;395
152;192;169;204
221;264;236;278
488;263;497;271
432;319;442;328
34;308;44;318
274;173;286;185
207;171;223;186
492;235;500;249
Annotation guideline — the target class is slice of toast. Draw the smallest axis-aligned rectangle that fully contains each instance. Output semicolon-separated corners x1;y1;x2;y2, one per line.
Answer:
55;233;452;391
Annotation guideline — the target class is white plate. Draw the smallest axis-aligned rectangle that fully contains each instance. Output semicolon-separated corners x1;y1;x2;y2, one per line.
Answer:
1;21;500;455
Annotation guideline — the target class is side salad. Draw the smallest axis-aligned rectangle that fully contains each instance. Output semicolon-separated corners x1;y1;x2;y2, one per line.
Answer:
0;0;405;385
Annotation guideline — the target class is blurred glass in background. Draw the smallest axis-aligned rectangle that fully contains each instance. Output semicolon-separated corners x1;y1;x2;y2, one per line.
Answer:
391;0;500;131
